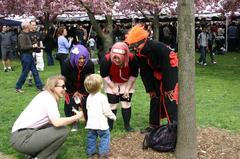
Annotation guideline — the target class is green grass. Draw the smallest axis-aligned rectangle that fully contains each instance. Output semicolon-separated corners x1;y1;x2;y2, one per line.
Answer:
196;52;240;131
0;52;240;158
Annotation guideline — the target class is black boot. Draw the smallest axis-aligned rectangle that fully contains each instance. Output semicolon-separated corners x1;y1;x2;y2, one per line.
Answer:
108;109;117;131
122;107;134;132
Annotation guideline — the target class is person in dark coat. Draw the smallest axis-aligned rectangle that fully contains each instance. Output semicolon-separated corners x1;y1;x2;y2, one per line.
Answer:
62;44;94;131
43;28;55;66
125;24;178;133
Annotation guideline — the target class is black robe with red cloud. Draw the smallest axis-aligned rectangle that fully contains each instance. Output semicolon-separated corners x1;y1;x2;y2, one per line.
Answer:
137;40;178;126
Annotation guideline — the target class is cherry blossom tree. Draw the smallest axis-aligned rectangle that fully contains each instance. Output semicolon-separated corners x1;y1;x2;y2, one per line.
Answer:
195;0;240;14
0;0;80;29
76;0;116;52
118;0;177;40
222;0;240;14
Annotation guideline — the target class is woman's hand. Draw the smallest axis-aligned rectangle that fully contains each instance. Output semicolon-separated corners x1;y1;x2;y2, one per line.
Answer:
123;89;129;100
68;37;73;41
112;85;119;95
103;77;119;95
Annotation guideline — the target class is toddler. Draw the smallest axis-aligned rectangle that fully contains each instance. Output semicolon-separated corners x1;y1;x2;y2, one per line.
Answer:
84;74;116;158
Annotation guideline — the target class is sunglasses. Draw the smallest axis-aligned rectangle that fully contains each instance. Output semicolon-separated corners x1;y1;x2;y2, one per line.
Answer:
55;84;66;89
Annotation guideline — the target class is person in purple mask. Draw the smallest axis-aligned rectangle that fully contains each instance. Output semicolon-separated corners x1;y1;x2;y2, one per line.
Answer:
61;44;95;131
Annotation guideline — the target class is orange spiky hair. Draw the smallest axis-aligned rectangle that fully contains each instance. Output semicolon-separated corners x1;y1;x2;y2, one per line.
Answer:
125;24;149;45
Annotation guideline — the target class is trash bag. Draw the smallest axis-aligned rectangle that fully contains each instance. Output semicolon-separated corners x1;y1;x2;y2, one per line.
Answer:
143;123;177;152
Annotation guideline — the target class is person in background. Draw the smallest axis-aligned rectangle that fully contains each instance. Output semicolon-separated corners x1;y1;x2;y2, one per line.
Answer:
30;20;44;71
197;26;208;66
87;36;96;59
15;21;43;93
43;28;55;66
125;24;178;134
227;22;239;52
62;44;94;131
11;75;83;159
27;20;45;86
84;74;116;159
0;25;14;72
76;24;87;46
162;23;172;46
57;26;73;74
11;27;18;59
100;42;139;132
207;26;217;64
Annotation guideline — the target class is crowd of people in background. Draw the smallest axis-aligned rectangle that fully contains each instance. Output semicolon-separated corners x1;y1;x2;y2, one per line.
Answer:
1;20;240;69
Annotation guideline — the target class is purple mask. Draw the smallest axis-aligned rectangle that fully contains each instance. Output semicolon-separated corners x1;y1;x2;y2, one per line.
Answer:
70;44;89;67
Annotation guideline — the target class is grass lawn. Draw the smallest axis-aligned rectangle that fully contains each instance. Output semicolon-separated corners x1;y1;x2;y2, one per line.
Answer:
0;52;239;158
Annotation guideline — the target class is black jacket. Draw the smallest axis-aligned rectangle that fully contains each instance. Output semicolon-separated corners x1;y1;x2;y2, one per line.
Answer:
62;59;95;94
137;40;178;92
17;32;33;54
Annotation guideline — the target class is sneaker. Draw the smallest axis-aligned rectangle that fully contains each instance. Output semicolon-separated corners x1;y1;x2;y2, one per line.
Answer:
212;61;217;64
203;63;207;66
24;154;35;159
98;153;109;159
71;122;79;132
16;89;24;93
71;128;77;132
87;153;96;159
125;126;135;132
197;61;203;65
4;68;8;72
7;67;14;71
140;127;155;134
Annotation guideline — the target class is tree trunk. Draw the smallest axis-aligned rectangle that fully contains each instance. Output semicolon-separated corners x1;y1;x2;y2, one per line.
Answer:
40;12;54;32
102;34;113;52
87;12;113;53
175;0;197;158
152;14;159;41
43;12;50;30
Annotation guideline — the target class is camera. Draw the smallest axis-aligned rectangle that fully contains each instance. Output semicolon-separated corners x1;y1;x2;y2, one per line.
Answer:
74;96;80;104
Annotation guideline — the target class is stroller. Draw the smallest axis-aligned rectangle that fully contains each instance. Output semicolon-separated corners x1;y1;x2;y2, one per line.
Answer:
213;36;226;55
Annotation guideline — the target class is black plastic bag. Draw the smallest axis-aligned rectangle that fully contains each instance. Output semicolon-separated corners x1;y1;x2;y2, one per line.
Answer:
143;124;177;152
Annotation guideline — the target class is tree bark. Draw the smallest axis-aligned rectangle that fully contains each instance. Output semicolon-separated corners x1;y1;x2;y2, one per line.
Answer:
175;0;197;158
152;14;159;41
87;12;113;53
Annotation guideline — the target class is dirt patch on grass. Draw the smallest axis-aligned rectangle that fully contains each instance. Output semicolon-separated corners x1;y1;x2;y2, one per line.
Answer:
108;127;240;159
2;128;240;159
0;152;15;159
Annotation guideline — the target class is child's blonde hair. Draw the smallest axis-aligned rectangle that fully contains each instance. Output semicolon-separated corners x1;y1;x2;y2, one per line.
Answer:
84;74;103;94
